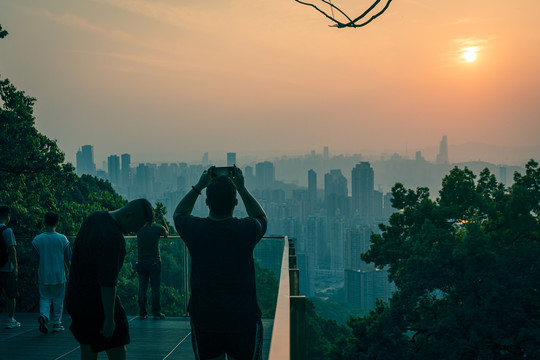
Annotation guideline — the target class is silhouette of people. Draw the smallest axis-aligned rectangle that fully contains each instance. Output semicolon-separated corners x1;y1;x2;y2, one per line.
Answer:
32;212;72;333
136;209;169;320
174;166;268;360
0;205;20;329
65;199;154;360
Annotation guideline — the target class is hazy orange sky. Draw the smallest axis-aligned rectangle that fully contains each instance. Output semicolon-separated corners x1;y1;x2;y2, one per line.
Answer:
1;0;539;164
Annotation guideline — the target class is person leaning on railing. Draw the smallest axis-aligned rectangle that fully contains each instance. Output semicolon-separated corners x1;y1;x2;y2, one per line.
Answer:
174;166;268;360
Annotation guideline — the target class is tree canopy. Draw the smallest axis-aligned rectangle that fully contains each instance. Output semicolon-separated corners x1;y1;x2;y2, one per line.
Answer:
336;161;540;359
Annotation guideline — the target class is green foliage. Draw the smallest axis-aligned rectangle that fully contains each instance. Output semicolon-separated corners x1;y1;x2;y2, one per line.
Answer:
345;161;540;359
304;298;352;360
254;260;279;318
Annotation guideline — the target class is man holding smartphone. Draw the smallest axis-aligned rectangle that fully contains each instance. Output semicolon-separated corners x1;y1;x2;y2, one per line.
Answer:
174;166;267;360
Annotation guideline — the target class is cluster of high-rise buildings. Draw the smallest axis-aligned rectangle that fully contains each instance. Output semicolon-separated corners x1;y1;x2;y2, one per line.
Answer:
75;136;516;315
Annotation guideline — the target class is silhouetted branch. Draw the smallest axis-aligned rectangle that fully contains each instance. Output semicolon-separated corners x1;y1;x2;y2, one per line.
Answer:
295;0;393;28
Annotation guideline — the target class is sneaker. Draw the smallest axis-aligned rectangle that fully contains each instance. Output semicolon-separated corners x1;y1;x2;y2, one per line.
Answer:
153;313;165;320
52;324;65;332
6;318;21;329
38;315;48;333
139;314;148;320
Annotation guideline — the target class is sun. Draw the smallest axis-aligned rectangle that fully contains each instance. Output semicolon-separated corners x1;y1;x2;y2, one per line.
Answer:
462;47;478;62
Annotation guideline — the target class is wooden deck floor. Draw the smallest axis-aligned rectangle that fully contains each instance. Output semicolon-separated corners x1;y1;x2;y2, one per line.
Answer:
0;314;273;360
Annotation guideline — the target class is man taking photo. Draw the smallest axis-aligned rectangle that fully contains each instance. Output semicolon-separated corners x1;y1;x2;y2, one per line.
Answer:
174;166;267;360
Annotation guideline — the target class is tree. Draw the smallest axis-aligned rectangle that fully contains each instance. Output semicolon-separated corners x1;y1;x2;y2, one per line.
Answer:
340;161;540;358
0;24;127;311
295;0;393;28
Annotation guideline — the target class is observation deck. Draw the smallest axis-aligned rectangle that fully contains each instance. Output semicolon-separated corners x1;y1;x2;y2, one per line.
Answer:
0;236;306;360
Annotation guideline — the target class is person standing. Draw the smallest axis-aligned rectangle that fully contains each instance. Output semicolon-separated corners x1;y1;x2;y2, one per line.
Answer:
65;199;153;360
174;167;268;360
136;209;169;320
0;205;20;329
32;212;72;333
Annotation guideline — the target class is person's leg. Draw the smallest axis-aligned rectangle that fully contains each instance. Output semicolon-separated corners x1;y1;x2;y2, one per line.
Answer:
105;345;127;360
80;344;98;360
39;284;52;322
137;262;150;317
52;283;66;327
7;297;15;318
150;261;162;316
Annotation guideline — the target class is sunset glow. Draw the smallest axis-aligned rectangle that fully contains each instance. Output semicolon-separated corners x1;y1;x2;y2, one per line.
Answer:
1;0;539;163
462;47;478;62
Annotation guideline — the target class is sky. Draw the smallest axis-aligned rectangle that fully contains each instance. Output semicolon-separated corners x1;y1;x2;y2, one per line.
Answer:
1;0;539;165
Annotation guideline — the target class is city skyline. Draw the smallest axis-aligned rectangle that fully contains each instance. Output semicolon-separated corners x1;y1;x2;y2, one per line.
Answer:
1;0;539;165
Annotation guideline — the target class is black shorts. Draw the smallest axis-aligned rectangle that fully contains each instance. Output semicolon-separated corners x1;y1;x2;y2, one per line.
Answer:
69;308;130;353
190;319;263;360
0;271;17;299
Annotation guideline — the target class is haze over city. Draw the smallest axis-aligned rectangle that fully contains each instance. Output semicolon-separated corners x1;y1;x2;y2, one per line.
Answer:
1;0;539;165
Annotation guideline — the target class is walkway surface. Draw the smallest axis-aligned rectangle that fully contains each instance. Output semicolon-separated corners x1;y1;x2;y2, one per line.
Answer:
0;314;273;360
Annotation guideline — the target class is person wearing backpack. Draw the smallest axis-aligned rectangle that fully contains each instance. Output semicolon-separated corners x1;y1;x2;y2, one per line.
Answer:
0;205;20;329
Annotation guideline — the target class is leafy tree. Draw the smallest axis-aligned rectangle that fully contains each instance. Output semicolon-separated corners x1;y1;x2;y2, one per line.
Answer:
341;161;540;359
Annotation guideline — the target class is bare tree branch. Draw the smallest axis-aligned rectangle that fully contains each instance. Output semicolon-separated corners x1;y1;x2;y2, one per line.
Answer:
295;0;393;29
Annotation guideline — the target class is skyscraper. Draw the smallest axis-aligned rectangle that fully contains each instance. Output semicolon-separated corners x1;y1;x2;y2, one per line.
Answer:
351;162;374;218
324;169;348;217
76;145;96;176
255;161;275;189
436;135;449;164
107;155;120;186
308;169;317;212
121;153;131;188
227;152;237;166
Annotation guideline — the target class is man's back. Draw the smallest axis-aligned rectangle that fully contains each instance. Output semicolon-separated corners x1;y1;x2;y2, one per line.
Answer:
176;215;267;332
137;223;166;261
32;232;71;285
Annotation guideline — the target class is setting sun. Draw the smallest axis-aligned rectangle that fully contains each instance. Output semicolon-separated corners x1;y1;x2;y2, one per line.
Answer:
462;47;478;62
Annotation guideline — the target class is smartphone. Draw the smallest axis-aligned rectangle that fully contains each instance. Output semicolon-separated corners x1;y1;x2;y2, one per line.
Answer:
211;166;235;177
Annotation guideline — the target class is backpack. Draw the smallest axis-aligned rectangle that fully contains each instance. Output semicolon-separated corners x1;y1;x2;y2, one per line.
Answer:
0;225;8;267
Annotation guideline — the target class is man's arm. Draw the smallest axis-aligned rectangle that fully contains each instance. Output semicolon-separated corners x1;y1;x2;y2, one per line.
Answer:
232;167;267;221
156;213;169;237
174;168;212;218
8;246;17;280
100;286;117;337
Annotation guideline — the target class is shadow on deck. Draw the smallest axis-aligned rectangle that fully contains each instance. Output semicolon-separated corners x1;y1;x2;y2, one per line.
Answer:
0;313;273;360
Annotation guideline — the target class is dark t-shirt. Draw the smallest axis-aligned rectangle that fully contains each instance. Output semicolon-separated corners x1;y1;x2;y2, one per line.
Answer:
66;211;126;316
137;223;165;261
174;214;267;333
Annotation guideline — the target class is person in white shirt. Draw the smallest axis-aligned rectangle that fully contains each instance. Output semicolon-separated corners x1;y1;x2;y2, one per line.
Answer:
32;212;72;333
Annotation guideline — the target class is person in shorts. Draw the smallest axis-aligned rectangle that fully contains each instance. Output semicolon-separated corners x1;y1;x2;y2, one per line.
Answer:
65;199;153;360
0;205;20;329
174;166;267;360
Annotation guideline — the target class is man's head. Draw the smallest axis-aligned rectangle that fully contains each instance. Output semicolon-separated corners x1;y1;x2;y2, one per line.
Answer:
112;198;154;235
205;176;238;217
0;206;11;224
44;212;59;228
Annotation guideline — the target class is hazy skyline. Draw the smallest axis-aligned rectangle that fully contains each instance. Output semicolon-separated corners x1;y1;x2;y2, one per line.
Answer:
1;0;539;164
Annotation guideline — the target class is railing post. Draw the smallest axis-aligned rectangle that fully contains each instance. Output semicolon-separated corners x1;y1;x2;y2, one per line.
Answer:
290;296;306;360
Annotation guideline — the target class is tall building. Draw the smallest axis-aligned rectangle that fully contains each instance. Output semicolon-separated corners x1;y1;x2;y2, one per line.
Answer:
202;152;209;166
351;162;374;219
323;146;329;160
324;169;348;217
76;145;96;176
107;155;120;186
308;169;317;212
436;135;449;164
255;161;275;189
120;153;131;188
227;152;237;166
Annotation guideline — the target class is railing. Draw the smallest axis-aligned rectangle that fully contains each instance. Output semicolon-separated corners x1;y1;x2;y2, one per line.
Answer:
62;234;306;359
268;237;306;360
